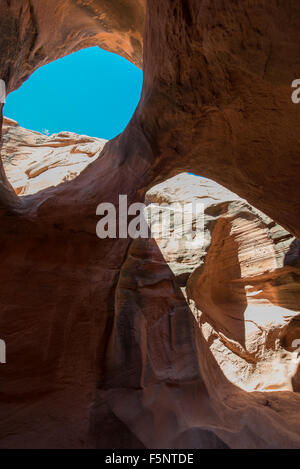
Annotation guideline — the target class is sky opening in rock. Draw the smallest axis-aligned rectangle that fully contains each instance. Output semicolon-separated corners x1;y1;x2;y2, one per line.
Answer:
4;47;143;141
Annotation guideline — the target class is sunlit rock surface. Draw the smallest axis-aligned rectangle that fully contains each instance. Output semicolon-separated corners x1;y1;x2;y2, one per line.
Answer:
2;118;107;195
146;174;300;393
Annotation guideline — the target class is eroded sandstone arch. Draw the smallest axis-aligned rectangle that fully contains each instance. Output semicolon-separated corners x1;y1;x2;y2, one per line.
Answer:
0;0;299;449
0;0;145;91
0;1;300;236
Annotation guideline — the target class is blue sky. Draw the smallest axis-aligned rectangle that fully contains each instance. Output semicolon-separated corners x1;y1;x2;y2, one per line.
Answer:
4;47;143;140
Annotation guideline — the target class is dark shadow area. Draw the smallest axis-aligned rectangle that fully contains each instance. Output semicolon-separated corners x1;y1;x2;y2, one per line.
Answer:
285;239;300;267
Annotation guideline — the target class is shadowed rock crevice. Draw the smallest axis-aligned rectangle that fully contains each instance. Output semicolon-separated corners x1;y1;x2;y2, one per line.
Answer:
0;109;23;211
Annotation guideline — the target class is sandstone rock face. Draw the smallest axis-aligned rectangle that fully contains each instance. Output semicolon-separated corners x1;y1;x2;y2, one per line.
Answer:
93;174;300;449
0;0;145;93
2;118;107;195
1;128;300;447
0;0;300;449
147;175;300;394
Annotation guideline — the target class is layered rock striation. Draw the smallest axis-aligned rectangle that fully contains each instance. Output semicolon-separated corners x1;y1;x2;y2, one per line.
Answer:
2;117;107;195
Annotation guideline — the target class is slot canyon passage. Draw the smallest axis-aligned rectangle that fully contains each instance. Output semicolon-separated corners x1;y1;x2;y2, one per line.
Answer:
0;0;300;449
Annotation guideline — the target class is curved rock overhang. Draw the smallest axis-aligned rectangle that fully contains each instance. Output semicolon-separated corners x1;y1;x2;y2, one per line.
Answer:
0;0;145;211
0;0;299;237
